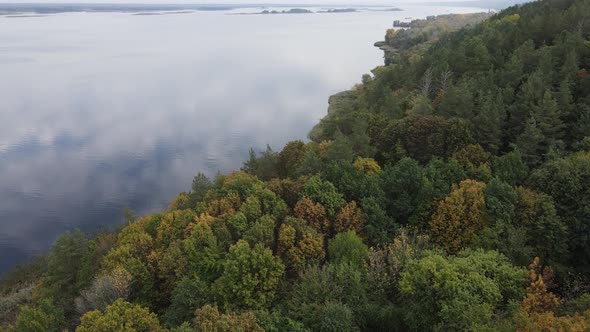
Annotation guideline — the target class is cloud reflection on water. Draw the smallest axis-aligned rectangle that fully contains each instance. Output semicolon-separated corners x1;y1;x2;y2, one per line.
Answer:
0;6;484;272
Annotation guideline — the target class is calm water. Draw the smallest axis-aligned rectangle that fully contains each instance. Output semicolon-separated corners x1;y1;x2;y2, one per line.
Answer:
0;5;485;273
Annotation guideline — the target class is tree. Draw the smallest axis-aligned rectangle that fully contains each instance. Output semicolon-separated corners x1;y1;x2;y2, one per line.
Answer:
241;146;279;181
360;197;397;245
293;197;330;235
333;201;364;234
515;116;545;167
242;215;276;248
300;177;345;218
193;305;263;332
492;149;529;186
353;157;381;175
429;179;487;253
287;263;367;330
255;310;308;332
366;228;430;302
484;178;517;226
76;299;165;332
192;172;212;202
381;158;423;224
513;187;568;264
530;152;590;272
155;210;197;248
183;222;223;283
328;231;368;267
13;299;65;332
311;301;357;332
277;217;325;275
213;241;284;310
75;267;132;316
533;91;565;150
473;91;504;153
163;277;211;328
278;141;306;178
399;250;525;331
41;230;94;318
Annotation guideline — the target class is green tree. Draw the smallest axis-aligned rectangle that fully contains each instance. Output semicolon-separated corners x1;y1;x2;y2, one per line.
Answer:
76;299;165;332
192;172;212;202
381;158;423;224
516;116;545;167
213;240;284;310
163;277;211;328
399;250;526;331
13;299;65;332
41;230;93;318
278;141;306;178
300;177;345;218
492;149;529;186
328;231;368;267
287;263;368;330
530;152;590;272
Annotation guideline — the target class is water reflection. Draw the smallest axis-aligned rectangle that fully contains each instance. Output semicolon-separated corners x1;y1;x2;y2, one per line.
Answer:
0;5;484;272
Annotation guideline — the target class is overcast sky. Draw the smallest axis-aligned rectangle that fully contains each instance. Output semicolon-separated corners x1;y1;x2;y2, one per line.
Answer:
0;0;480;4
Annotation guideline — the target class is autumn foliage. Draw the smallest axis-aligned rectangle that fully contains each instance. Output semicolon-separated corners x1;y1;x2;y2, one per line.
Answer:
429;179;487;253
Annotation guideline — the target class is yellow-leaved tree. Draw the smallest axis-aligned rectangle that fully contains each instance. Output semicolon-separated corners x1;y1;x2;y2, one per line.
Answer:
429;179;487;253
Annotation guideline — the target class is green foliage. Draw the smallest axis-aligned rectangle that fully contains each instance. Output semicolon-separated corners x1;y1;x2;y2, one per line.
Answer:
492;149;529;186
7;1;590;329
76;299;165;332
287;263;368;330
242;146;279;181
163;276;211;328
242;215;276;248
328;231;368;267
192;172;213;202
255;310;308;332
278;141;306;178
381;158;423;224
13;299;65;332
530;152;590;271
213;240;284;310
300;176;345;218
41;230;95;319
399;249;526;331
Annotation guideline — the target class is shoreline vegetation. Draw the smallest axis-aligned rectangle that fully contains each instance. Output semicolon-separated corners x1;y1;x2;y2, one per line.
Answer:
3;0;590;331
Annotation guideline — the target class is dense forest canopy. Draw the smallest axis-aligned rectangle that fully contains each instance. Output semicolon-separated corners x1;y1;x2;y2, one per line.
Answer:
2;0;590;330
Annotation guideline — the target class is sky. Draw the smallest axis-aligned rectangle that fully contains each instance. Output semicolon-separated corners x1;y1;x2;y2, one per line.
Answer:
0;0;482;4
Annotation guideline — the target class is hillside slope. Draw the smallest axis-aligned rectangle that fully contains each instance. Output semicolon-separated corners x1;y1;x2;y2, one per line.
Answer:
2;0;590;331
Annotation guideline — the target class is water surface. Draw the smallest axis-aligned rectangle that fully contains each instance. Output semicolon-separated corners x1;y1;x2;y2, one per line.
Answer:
0;5;485;272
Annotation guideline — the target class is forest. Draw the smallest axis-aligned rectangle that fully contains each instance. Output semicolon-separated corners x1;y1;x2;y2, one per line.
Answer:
1;0;590;330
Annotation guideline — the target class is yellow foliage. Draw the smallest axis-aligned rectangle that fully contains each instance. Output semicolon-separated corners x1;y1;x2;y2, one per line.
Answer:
429;179;487;253
206;193;241;218
353;157;382;175
521;257;560;315
168;192;191;211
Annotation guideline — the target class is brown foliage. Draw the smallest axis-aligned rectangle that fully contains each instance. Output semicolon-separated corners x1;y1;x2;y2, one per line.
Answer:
521;257;560;315
206;193;242;218
194;305;263;332
334;201;364;234
294;197;330;234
